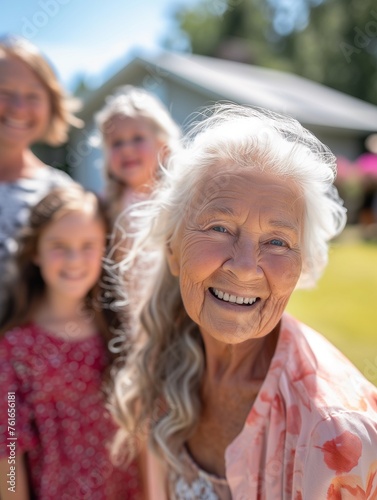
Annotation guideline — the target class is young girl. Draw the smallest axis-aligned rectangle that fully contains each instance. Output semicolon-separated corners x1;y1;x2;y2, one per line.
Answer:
0;185;141;499
95;85;181;223
0;35;80;315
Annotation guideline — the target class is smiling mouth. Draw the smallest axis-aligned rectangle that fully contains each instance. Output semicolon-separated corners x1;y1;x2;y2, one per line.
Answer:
209;287;260;306
122;160;140;168
3;118;29;130
62;273;85;281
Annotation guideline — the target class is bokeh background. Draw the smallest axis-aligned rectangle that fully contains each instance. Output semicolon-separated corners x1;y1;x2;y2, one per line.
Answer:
3;0;377;384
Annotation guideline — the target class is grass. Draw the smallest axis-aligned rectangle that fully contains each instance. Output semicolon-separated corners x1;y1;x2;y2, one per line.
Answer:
286;234;377;386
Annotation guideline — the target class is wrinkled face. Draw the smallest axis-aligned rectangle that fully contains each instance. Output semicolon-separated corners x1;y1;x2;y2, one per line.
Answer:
35;211;106;303
104;115;163;191
0;55;51;148
167;170;305;345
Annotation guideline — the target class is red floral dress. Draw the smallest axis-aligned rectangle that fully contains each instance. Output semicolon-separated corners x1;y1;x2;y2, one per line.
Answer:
0;323;141;499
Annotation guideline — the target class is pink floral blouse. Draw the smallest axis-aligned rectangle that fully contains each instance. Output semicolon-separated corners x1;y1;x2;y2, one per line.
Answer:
148;313;377;500
225;313;377;499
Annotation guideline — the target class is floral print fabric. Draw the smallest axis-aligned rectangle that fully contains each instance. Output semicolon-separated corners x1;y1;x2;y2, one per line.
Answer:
0;324;141;499
225;313;377;499
167;447;232;500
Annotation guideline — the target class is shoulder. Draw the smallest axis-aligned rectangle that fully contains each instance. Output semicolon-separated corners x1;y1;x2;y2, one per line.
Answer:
271;317;377;497
281;315;375;394
38;166;76;188
295;410;377;498
0;324;36;353
0;325;37;390
270;314;377;435
0;168;74;203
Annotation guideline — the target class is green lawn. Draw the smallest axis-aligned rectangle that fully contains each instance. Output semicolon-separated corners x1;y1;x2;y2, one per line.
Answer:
287;238;377;386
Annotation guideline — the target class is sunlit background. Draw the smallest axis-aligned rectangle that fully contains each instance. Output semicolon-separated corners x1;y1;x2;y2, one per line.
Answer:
2;0;201;90
3;0;377;384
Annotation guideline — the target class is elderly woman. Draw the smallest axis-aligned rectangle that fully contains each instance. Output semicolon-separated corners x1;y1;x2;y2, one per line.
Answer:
111;104;377;499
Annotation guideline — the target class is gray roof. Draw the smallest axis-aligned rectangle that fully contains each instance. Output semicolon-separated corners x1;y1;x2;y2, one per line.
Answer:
81;51;377;134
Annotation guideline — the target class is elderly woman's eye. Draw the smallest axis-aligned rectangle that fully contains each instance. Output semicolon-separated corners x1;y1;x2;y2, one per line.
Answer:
270;239;285;246
212;226;228;233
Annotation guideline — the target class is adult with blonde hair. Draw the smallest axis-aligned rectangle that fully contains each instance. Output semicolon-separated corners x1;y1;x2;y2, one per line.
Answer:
111;104;377;499
0;34;81;314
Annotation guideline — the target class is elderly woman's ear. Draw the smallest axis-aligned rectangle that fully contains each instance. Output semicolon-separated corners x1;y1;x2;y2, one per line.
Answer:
166;242;180;276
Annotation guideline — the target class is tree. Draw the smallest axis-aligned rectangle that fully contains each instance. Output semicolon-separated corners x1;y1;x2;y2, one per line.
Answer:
281;0;377;105
167;0;377;105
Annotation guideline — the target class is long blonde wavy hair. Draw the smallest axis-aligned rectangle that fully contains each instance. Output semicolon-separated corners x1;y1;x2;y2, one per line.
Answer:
95;86;181;222
0;185;117;351
0;34;82;145
109;103;347;469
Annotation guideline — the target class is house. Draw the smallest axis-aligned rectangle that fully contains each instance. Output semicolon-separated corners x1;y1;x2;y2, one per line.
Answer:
67;51;377;192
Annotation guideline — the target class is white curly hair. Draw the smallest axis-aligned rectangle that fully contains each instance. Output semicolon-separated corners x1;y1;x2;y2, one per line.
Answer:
109;103;347;469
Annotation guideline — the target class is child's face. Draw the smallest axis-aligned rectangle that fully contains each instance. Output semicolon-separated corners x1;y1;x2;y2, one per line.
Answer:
104;115;164;191
0;55;51;149
34;210;106;303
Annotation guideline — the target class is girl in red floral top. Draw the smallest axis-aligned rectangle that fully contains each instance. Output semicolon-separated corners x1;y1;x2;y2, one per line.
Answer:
0;185;142;499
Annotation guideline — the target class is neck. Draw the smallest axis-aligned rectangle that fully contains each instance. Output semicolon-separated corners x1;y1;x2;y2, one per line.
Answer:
202;326;280;385
0;147;43;181
36;292;87;323
128;184;152;195
122;186;151;209
33;293;97;341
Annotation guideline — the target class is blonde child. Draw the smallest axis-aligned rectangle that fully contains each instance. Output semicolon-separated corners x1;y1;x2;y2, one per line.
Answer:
95;85;181;223
0;185;141;499
0;35;80;314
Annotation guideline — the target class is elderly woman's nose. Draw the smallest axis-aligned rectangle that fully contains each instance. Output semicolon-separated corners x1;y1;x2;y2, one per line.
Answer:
223;237;262;278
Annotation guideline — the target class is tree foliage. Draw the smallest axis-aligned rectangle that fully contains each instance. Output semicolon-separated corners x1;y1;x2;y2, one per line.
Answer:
167;0;377;105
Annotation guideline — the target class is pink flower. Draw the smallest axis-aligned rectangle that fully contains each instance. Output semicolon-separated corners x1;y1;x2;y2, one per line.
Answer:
326;461;377;499
327;476;366;499
320;431;362;474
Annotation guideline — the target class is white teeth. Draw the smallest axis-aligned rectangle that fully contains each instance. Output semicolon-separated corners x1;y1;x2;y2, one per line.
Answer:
63;273;84;279
5;118;28;129
212;288;257;305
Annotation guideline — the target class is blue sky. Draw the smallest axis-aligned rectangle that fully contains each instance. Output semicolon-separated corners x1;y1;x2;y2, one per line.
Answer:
2;0;199;91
